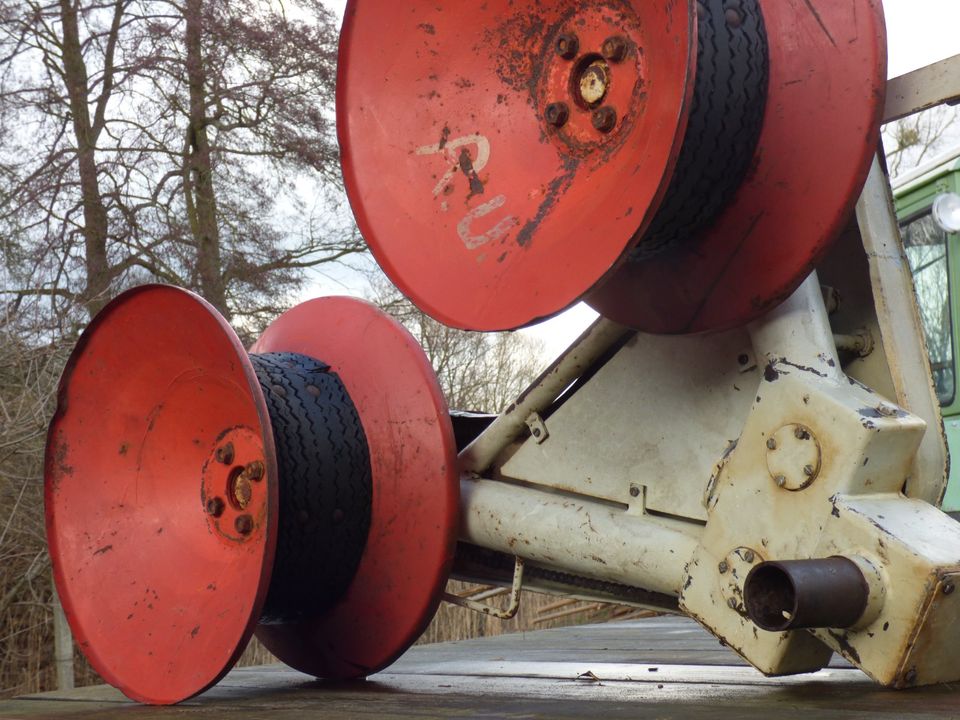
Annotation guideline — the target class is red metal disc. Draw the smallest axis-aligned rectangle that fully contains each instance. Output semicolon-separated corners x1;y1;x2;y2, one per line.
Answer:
45;286;278;705
251;298;459;678
338;0;696;331
588;0;887;333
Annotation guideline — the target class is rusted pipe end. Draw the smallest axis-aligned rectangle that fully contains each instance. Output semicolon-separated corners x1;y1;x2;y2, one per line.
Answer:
744;557;869;632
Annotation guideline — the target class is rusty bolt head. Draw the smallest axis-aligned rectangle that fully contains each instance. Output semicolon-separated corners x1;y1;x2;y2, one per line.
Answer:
727;597;738;610
774;475;787;488
592;106;617;133
794;426;811;441
718;561;729;574
215;442;235;465
245;460;265;481
743;550;756;564
877;402;899;417
766;438;777;450
601;36;629;63
945;582;956;596
903;668;918;686
555;33;579;60
544;102;569;128
629;485;641;498
205;497;225;518
235;514;254;536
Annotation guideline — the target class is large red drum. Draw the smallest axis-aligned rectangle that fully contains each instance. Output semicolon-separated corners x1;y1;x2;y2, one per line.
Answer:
338;0;697;331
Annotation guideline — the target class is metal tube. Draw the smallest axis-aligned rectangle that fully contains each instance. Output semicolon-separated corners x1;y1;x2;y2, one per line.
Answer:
451;542;680;611
743;558;870;632
459;318;630;473
459;476;701;597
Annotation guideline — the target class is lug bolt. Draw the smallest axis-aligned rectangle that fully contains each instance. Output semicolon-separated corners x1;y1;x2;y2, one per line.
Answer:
629;485;641;498
743;550;756;563
803;464;815;477
246;460;265;481
945;583;956;596
727;597;738;609
766;438;777;450
718;561;729;574
235;514;254;536
555;33;579;60
795;427;810;441
774;475;787;488
592;106;617;133
215;442;235;465
601;36;629;63
205;497;225;518
544;102;570;128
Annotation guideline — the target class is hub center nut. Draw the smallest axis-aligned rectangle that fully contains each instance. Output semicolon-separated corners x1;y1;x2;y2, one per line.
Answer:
228;461;265;510
579;59;610;107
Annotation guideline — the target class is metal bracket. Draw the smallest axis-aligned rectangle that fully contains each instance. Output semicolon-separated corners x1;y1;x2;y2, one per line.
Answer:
443;557;525;620
525;413;549;444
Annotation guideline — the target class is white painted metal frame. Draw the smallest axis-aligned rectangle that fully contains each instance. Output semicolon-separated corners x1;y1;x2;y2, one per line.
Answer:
452;55;960;688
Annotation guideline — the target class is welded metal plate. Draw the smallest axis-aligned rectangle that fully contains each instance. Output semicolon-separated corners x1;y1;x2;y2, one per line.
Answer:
589;0;887;334
251;298;459;679
45;286;279;705
338;0;695;331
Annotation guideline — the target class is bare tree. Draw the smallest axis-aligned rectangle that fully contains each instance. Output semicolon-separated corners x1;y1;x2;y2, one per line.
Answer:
0;0;361;331
0;329;83;698
367;275;545;413
883;105;960;178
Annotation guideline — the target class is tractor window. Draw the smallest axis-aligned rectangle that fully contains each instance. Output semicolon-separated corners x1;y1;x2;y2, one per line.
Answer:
902;212;954;405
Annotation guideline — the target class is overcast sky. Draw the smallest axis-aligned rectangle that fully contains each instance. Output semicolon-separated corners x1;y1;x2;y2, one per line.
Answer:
316;0;960;357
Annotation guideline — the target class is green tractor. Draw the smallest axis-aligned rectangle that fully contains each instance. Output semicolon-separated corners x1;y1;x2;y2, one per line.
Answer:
896;149;960;510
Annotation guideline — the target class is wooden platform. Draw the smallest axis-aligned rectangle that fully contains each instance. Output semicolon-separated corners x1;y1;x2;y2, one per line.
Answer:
3;616;959;719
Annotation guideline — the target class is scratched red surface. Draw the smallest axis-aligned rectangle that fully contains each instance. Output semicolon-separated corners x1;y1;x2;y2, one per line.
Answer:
589;0;888;334
338;0;696;331
45;286;279;705
252;298;460;680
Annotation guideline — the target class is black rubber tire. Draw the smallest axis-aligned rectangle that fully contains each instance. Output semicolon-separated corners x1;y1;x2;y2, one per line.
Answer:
251;352;373;625
631;0;768;259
